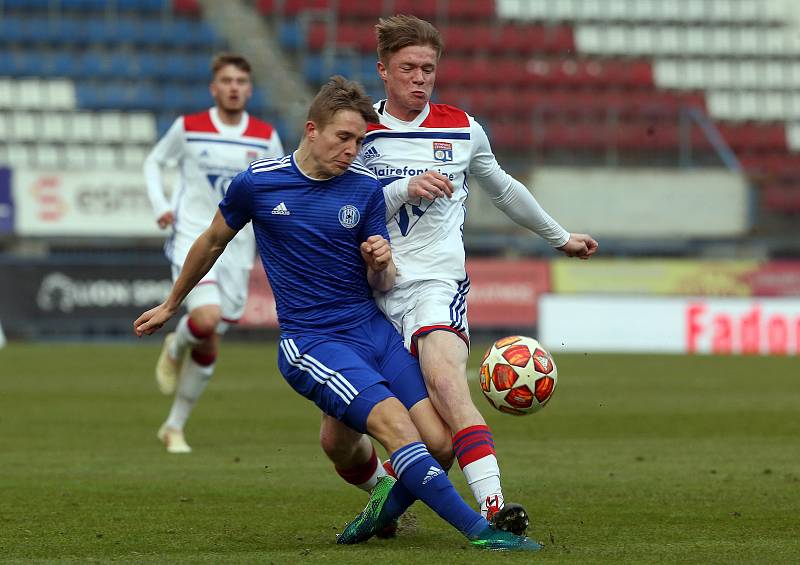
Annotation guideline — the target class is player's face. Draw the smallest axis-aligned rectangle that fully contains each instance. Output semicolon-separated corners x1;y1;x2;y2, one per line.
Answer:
210;64;252;113
378;44;437;120
308;109;367;177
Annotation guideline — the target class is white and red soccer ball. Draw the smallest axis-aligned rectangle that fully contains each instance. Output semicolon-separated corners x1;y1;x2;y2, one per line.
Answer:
479;335;558;416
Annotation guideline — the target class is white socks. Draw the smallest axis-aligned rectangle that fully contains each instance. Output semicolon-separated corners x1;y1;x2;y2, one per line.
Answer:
165;357;214;431
462;454;504;515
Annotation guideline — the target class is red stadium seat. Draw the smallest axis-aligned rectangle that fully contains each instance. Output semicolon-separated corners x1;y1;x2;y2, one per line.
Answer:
763;184;800;213
718;123;788;153
337;0;384;18
172;0;201;16
258;0;330;16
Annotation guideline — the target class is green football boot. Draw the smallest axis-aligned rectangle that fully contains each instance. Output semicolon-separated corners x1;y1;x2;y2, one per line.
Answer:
469;524;543;552
337;475;397;544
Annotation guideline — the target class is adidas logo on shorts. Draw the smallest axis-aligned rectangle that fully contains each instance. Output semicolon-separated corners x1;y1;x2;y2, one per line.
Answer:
271;202;291;215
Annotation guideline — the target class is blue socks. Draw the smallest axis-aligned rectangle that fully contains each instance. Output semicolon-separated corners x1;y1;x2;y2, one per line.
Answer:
386;442;486;538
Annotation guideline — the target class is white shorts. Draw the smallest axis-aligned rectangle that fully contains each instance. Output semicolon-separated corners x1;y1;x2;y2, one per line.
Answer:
375;278;470;355
171;258;250;335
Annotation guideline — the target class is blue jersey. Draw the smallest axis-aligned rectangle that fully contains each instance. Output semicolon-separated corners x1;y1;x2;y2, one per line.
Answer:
219;153;389;335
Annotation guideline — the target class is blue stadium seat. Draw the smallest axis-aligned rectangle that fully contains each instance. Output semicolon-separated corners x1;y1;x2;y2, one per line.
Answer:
12;52;47;76
156;112;178;136
50;52;81;77
2;0;51;10
51;20;87;45
75;83;102;108
116;0;167;13
79;52;107;79
126;83;161;110
115;19;141;44
136;52;163;79
0;18;24;44
0;51;14;74
279;20;303;50
108;52;137;79
60;0;108;12
85;19;118;44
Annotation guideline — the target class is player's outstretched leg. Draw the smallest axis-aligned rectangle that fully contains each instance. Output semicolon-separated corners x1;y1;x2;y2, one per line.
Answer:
420;332;531;535
338;472;541;551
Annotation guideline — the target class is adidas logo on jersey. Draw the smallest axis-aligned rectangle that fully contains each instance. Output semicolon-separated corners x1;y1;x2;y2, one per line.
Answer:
362;145;381;161
422;466;443;485
271;202;291;215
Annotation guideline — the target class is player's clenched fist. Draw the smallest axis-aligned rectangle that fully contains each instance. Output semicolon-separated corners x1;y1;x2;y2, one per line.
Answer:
360;235;392;272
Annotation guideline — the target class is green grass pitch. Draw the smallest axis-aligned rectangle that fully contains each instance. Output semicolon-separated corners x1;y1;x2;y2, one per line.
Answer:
1;341;798;563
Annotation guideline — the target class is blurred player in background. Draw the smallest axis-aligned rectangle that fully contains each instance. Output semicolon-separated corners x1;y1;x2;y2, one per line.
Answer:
320;15;598;534
143;53;284;453
134;76;539;551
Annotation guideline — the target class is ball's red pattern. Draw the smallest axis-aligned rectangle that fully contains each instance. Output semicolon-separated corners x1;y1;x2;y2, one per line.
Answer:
492;363;518;391
502;344;532;367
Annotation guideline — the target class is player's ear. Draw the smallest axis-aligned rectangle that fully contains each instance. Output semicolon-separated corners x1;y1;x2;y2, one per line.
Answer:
305;120;317;140
377;60;387;81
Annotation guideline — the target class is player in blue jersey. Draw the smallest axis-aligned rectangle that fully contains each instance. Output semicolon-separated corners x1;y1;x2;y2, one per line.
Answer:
320;15;599;538
133;76;540;551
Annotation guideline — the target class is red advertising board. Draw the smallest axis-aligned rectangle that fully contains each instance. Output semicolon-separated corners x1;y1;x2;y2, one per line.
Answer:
742;261;800;296
240;258;551;329
464;258;550;328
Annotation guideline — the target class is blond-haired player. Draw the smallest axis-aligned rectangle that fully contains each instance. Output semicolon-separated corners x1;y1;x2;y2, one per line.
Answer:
319;15;598;535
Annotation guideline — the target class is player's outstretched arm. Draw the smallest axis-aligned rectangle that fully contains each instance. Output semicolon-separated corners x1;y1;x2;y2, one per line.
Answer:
557;233;599;260
134;210;238;336
360;235;396;292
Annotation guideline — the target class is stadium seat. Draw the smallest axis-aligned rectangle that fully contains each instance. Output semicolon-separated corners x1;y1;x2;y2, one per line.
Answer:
64;144;92;169
11;112;38;142
41;113;68;142
6;144;34;168
34;143;63;169
127;112;157;142
121;144;148;169
69;112;96;142
92;145;118;169
763;184;800;213
97;112;125;142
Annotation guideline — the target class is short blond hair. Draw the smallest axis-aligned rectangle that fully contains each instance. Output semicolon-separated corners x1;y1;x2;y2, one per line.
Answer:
375;15;443;63
307;75;379;129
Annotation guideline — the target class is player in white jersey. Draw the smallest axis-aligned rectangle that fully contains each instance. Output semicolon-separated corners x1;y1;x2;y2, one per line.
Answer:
143;53;284;453
319;16;598;535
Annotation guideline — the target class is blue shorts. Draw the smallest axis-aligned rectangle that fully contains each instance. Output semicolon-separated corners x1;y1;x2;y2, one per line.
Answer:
277;311;429;433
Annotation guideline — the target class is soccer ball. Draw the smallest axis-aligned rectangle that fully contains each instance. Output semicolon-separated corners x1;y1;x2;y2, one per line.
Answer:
478;335;558;416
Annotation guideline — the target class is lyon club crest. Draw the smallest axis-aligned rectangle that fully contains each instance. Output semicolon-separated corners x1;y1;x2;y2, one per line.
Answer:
433;141;453;162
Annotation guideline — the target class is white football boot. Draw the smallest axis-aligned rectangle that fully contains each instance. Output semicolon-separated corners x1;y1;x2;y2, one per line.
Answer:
157;423;192;454
155;332;184;395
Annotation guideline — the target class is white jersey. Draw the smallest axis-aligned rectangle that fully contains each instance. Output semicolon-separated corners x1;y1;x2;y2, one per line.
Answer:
144;107;284;269
362;101;569;285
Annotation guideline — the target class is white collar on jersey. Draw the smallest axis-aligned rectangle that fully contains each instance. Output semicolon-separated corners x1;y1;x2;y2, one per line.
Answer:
377;99;430;128
209;106;250;138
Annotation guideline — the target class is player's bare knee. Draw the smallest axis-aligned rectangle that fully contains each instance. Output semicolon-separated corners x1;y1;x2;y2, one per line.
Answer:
319;421;360;463
189;307;222;337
